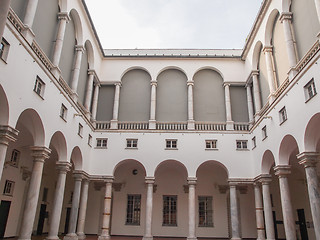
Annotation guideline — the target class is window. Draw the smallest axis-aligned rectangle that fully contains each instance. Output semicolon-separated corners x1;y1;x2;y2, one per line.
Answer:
0;38;10;62
126;139;138;149
252;137;256;149
96;138;108;148
198;196;213;227
33;76;45;98
236;140;247;150
304;79;317;101
279;107;287;124
163;195;177;226
3;180;14;196
205;140;217;150
126;195;141;225
42;187;48;202
78;123;83;137
88;134;92;147
166;139;177;149
60;104;67;121
8;149;20;167
262;126;267;140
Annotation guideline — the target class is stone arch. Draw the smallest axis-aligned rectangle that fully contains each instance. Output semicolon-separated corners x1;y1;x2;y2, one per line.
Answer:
15;109;45;146
192;66;224;80
70;146;83;170
120;67;152;80
69;9;83;45
265;9;281;46
261;150;276;174
157;66;188;80
113;159;147;176
154;159;188;177
0;85;9;125
304;113;320;152
252;41;263;70
84;40;95;69
49;131;67;161
278;134;300;165
196;160;229;178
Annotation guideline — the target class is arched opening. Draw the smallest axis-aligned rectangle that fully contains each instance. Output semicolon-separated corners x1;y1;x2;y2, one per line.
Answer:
0;85;9;125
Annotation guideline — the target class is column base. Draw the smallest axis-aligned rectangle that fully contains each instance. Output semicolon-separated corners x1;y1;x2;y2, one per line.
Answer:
142;237;153;240
63;233;78;240
98;235;110;240
231;238;241;240
22;26;35;44
187;120;195;130
77;233;86;240
148;120;156;130
226;121;234;130
110;120;118;129
187;237;197;240
288;67;297;81
51;66;62;80
46;236;60;240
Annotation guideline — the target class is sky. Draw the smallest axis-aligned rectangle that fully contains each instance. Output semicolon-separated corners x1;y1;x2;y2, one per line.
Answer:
85;0;263;49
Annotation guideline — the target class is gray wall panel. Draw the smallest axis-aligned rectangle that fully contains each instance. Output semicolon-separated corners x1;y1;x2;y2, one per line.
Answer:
10;0;26;21
77;49;88;104
258;50;270;106
230;86;249;122
96;85;115;121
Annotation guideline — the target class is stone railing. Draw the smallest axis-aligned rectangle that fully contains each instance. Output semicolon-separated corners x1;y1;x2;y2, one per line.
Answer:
7;8;24;33
274;78;289;99
296;40;320;73
195;122;226;131
156;122;188;130
96;122;111;130
234;123;250;131
58;77;73;98
118;122;149;130
31;40;54;71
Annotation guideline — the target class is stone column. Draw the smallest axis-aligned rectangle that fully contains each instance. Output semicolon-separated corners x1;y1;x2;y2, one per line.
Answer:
187;177;197;240
229;183;241;240
52;12;70;67
64;173;83;240
274;165;296;240
259;176;275;240
251;71;262;114
263;46;277;102
0;0;11;41
246;83;254;123
47;162;71;240
224;83;234;130
313;0;320;28
280;12;298;80
77;178;90;240
23;0;39;28
91;82;100;121
110;82;121;129
187;80;195;130
18;146;51;240
0;125;18;180
98;178;114;240
297;152;320;240
143;177;155;240
70;45;84;99
149;81;157;130
84;70;95;114
253;183;265;240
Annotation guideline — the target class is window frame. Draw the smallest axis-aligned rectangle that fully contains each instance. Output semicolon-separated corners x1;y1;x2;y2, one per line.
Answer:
126;194;141;225
60;104;68;121
262;126;267;140
162;195;178;226
252;136;256;149
165;139;178;150
96;138;108;148
8;149;20;167
279;107;287;125
205;140;217;150
126;139;138;149
88;134;92;147
198;196;213;227
78;123;83;137
304;78;317;102
0;38;10;62
33;76;45;99
236;140;248;150
3;180;15;196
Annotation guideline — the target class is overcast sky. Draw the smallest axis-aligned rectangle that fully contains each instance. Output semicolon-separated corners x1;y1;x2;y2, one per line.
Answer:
85;0;263;49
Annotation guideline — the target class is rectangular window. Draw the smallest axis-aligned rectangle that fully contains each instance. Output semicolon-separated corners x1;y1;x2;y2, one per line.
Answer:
9;149;20;167
3;180;14;196
279;107;287;124
60;104;67;121
236;140;248;150
88;134;92;147
166;139;177;149
0;38;10;62
42;187;48;202
126;139;138;149
126;194;141;225
205;140;217;149
262;126;267;140
163;195;177;226
33;76;45;98
304;78;317;101
78;123;83;137
198;196;213;227
96;138;108;148
252;137;256;149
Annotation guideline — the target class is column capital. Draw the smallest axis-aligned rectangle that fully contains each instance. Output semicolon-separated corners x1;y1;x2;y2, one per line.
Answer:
223;82;231;87
73;170;90;181
0;125;19;145
280;12;293;23
88;69;96;76
103;176;114;184
274;165;291;177
187;177;197;185
187;80;194;86
30;146;51;162
94;82;101;88
150;80;157;86
75;45;85;53
114;82;122;87
56;161;72;173
58;12;71;22
251;70;260;77
263;46;273;53
145;176;155;184
256;174;272;184
297;152;320;167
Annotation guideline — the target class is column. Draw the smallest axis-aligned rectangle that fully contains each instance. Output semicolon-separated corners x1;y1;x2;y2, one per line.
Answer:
64;173;83;240
246;83;254;123
0;125;18;180
229;183;241;240
297;152;320;240
313;0;320;28
70;45;84;98
98;178;114;240
149;81;157;130
0;0;11;41
143;177;155;240
263;46;277;103
280;12;298;80
274;165;296;240
187;80;195;130
84;70;95;113
91;82;100;121
251;71;262;114
253;183;265;240
18;146;51;240
187;177;197;240
23;0;39;28
52;12;70;67
47;162;71;240
259;176;275;240
224;83;234;130
110;82;121;129
77;179;90;240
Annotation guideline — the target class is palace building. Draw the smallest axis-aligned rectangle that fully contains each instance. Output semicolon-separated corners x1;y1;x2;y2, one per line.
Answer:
0;0;320;239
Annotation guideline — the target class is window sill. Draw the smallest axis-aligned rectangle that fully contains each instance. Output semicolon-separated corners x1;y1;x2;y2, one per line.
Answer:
33;91;44;100
95;147;108;149
125;147;138;150
60;116;67;122
305;93;317;103
0;57;7;64
205;148;218;151
279;119;287;126
165;148;178;150
236;148;249;151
